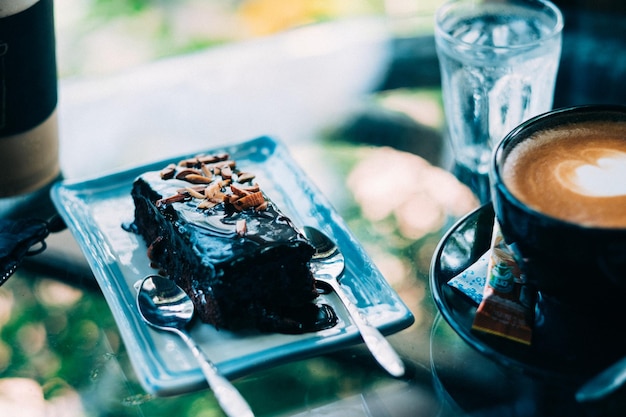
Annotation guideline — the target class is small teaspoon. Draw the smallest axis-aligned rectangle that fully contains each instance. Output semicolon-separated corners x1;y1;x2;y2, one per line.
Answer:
303;226;406;377
137;275;254;417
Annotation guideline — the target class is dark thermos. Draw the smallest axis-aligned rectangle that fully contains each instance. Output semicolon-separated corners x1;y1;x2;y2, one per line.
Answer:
0;0;59;198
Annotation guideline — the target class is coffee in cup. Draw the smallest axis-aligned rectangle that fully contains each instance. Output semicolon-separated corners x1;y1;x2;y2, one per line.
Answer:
501;120;626;229
491;105;626;371
492;106;626;298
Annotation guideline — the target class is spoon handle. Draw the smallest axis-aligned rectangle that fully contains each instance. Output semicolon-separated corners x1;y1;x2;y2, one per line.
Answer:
576;356;626;402
179;330;255;417
326;279;405;377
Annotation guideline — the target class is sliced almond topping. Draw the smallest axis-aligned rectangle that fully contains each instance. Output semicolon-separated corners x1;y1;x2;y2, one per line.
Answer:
156;154;267;213
185;187;206;199
175;168;201;180
198;153;229;165
204;182;221;198
210;195;227;204
177;185;205;193
234;191;265;211
236;219;247;236
156;193;188;207
241;183;260;193
185;174;213;184
255;201;268;211
179;154;231;168
160;163;177;180
200;163;213;179
178;157;201;168
146;236;164;260
237;172;256;183
217;160;237;169
220;165;233;179
197;199;217;209
230;184;251;197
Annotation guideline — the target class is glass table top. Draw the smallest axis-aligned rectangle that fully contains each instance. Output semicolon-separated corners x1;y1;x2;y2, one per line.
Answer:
2;6;626;416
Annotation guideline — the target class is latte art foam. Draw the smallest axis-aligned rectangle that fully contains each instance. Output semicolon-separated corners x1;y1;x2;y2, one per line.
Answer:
502;121;626;228
556;148;626;197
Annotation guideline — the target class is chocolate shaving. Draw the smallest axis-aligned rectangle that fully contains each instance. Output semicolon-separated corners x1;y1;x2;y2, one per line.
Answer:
158;153;268;212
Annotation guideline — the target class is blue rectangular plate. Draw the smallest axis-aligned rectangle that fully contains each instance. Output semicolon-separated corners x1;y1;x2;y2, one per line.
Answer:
51;136;414;396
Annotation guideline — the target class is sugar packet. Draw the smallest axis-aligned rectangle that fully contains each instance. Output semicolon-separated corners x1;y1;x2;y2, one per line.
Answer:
446;250;491;305
471;221;534;345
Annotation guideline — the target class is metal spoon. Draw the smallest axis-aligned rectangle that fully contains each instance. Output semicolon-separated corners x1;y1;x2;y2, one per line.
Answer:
576;356;626;403
303;226;406;377
137;275;254;417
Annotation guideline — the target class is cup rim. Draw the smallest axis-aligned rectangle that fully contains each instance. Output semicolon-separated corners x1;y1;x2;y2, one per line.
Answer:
435;0;564;53
491;104;626;233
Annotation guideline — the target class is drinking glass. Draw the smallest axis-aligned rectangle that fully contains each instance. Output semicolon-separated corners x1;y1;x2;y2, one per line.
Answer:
435;0;563;202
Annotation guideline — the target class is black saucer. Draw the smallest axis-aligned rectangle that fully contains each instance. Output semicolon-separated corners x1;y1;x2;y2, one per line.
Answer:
430;204;624;383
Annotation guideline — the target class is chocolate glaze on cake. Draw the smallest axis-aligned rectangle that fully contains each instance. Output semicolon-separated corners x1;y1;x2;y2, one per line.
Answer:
129;153;337;334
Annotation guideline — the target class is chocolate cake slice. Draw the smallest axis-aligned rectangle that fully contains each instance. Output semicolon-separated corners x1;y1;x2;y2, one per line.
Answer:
130;153;335;333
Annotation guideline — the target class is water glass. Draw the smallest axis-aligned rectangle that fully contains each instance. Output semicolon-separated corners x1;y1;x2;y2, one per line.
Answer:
435;0;563;201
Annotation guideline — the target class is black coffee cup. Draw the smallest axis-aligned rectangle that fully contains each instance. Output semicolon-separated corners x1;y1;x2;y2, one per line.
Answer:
491;105;626;369
491;105;626;303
